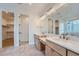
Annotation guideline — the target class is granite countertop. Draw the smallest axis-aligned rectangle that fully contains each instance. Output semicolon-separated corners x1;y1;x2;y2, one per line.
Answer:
46;37;79;54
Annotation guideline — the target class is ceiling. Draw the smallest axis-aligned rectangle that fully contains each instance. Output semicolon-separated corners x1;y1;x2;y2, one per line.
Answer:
0;3;60;19
16;3;56;17
51;3;79;20
1;3;79;20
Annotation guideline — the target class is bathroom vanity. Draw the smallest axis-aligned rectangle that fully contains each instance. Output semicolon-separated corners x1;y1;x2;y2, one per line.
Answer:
46;37;79;56
34;34;79;56
34;34;46;54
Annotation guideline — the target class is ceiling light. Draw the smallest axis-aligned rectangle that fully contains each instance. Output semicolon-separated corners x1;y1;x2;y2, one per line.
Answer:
40;15;46;20
40;3;66;20
47;3;66;15
47;8;55;15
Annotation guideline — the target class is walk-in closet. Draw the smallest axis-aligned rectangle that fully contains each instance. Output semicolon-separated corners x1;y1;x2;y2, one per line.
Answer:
2;11;14;48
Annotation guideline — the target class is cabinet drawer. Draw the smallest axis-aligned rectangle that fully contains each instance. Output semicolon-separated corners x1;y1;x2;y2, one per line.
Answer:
45;45;53;56
52;51;61;56
35;39;41;50
68;50;79;56
45;46;60;56
46;41;66;56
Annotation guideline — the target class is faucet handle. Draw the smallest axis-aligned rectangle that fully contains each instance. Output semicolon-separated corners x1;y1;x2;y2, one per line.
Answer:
66;35;70;40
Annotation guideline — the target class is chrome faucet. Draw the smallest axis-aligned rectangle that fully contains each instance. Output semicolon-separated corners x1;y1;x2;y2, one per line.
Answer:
60;33;70;40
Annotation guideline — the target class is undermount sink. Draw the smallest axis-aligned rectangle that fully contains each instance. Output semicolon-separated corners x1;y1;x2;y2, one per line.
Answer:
38;34;47;38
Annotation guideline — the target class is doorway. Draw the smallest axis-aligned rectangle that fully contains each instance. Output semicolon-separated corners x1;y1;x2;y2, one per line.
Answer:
19;15;29;45
2;11;14;48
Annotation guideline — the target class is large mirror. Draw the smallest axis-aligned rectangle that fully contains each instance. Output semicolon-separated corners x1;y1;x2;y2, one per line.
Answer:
59;19;79;37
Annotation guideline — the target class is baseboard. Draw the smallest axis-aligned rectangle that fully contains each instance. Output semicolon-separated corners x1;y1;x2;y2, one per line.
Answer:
19;41;29;45
20;41;29;43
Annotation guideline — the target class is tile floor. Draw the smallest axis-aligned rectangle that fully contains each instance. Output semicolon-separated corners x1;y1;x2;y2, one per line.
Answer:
0;43;44;56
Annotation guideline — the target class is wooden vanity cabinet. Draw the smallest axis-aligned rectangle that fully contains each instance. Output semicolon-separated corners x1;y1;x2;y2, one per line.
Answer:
34;34;41;50
67;50;79;56
34;35;79;56
46;40;79;56
45;42;66;56
45;45;61;56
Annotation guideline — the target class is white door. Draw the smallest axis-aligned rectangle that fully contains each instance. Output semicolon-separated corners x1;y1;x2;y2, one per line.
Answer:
19;15;29;43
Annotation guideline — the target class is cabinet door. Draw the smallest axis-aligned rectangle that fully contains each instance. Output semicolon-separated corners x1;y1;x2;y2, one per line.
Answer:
52;51;61;56
47;41;66;56
68;50;79;56
45;45;53;56
35;38;41;50
45;46;60;56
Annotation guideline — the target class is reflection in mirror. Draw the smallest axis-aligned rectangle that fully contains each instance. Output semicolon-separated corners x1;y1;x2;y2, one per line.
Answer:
59;22;64;34
59;19;79;37
48;18;53;34
70;19;79;37
55;20;59;34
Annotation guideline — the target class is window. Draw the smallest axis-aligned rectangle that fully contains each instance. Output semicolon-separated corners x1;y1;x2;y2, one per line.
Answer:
73;20;79;32
59;19;79;34
66;19;79;33
59;23;64;34
66;20;73;33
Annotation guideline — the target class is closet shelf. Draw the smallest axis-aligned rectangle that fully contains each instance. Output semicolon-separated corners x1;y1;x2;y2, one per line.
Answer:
6;31;14;33
7;24;14;26
2;25;7;27
4;38;14;40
